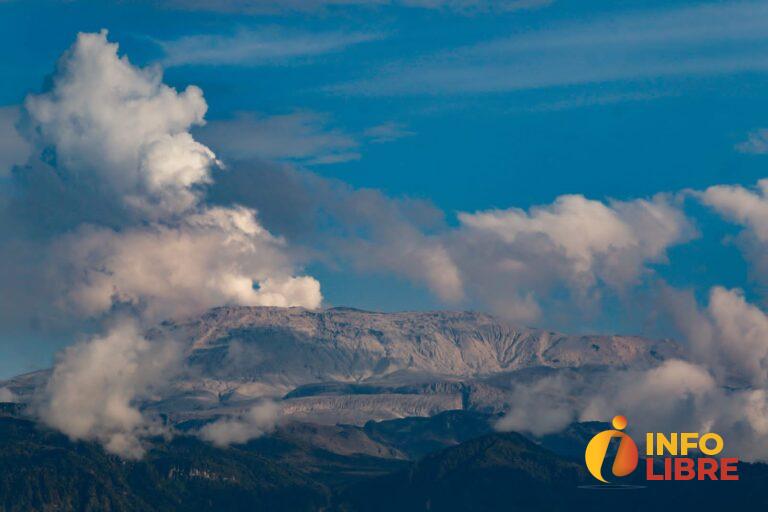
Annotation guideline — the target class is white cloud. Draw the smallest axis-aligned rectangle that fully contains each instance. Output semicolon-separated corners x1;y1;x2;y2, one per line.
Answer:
666;285;768;388
580;359;718;438
55;206;321;321
701;179;768;286
453;194;692;321
199;401;280;447
348;236;463;302
11;30;323;326
495;374;577;436
25;30;216;218
495;354;768;461
0;106;31;176
159;28;380;67
705;287;768;387
197;111;360;165
37;321;181;459
495;360;720;441
570;288;768;460
460;195;636;276
702;179;768;241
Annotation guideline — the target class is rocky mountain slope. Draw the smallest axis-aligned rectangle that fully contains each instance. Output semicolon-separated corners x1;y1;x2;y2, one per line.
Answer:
2;306;682;426
161;306;679;424
169;306;678;380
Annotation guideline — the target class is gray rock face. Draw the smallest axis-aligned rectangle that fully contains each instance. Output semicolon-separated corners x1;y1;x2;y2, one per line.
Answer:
3;306;682;426
167;306;678;382
150;306;680;424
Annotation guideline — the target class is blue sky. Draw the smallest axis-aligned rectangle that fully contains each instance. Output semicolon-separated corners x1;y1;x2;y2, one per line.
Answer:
3;0;768;376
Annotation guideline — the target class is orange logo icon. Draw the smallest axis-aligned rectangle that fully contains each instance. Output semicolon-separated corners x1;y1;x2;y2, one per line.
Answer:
584;415;639;483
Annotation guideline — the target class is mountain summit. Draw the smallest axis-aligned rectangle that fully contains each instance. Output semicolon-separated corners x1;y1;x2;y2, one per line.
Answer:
4;307;680;426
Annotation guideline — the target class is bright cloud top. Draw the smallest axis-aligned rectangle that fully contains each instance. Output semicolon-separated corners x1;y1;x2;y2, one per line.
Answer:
25;30;215;218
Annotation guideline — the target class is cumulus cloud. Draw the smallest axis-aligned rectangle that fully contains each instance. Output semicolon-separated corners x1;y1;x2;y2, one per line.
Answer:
494;360;719;447
459;194;688;284
6;30;323;323
494;359;718;442
0;31;322;457
701;179;768;241
453;194;692;321
699;287;768;387
495;358;762;457
24;30;216;218
701;179;768;286
0;106;31;176
54;207;320;321
199;401;280;447
37;321;181;459
662;285;768;388
159;28;380;67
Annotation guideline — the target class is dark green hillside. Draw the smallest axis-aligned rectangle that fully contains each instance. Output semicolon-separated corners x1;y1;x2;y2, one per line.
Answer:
0;415;328;512
3;409;768;512
337;432;588;512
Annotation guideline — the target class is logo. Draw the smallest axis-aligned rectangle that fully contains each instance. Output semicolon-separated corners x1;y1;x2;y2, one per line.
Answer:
584;416;739;484
584;415;638;483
